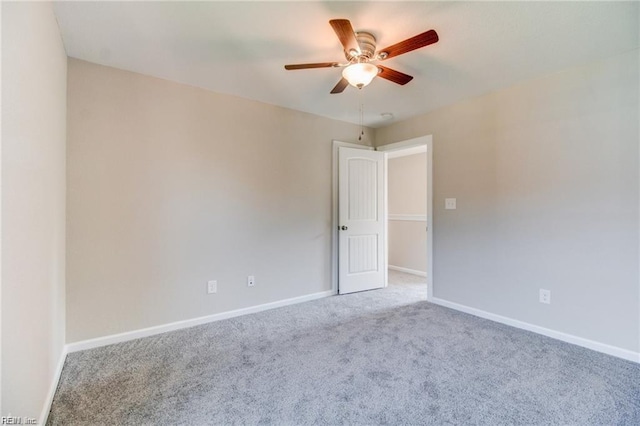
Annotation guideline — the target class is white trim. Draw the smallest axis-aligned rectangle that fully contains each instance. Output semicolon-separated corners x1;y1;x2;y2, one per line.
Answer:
39;347;68;426
383;152;389;289
426;140;433;300
66;290;334;353
377;135;433;300
388;265;427;277
388;214;427;222
386;144;427;159
331;140;374;295
430;297;640;363
376;136;432;153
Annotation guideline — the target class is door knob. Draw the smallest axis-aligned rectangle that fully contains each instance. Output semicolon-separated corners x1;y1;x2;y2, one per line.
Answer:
340;226;348;231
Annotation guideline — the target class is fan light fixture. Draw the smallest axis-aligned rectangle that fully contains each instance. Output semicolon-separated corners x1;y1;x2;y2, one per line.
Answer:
284;20;439;94
342;63;379;89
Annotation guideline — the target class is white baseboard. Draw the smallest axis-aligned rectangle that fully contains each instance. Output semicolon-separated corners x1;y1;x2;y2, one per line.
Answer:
429;297;640;363
39;346;68;426
388;265;427;277
66;290;335;353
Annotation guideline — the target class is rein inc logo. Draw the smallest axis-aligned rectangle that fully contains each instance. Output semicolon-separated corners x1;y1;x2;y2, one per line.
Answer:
1;416;37;425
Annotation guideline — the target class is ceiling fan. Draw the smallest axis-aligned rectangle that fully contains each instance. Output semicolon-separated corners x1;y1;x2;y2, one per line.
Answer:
284;19;439;94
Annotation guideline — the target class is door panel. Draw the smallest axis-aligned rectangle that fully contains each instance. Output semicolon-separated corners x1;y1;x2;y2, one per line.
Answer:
348;234;379;273
338;147;386;294
348;158;378;221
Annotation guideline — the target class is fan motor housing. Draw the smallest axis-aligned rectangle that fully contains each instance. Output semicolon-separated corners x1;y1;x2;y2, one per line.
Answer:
345;31;376;61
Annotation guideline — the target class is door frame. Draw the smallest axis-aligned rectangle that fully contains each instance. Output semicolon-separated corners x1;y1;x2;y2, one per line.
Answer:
331;141;375;295
376;135;434;300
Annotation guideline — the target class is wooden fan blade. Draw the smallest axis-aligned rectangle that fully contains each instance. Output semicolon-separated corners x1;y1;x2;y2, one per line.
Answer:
330;78;349;94
285;62;340;70
329;19;360;55
377;65;413;85
379;29;438;60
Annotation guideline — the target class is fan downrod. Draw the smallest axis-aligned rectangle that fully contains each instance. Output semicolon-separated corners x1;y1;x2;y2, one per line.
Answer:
345;32;377;61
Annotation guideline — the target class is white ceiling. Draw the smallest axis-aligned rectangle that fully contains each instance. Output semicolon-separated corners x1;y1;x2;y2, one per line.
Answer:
53;1;639;128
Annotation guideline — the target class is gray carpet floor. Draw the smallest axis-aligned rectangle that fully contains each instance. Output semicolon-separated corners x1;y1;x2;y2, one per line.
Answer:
48;271;640;425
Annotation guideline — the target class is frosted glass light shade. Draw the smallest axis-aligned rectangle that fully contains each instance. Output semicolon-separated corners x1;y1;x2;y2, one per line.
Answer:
342;63;379;89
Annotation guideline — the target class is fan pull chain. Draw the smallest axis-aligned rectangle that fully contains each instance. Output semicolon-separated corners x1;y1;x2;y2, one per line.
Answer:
358;103;363;141
358;103;361;141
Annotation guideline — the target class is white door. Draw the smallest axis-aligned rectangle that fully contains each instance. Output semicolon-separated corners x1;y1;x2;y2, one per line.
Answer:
338;147;386;294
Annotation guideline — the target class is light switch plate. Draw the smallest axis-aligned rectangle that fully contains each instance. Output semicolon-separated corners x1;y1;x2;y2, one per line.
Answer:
445;198;457;210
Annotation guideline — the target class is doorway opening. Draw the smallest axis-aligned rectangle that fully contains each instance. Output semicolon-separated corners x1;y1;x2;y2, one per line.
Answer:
386;146;428;289
377;136;433;299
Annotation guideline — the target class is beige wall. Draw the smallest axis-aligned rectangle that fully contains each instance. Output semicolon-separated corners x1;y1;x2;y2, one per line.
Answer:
388;153;427;216
66;59;372;342
1;1;67;418
388;153;427;273
376;50;640;352
388;221;427;274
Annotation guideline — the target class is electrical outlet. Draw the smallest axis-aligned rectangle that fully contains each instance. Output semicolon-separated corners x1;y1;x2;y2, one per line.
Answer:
207;280;217;294
445;198;457;210
247;275;255;287
539;289;551;304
